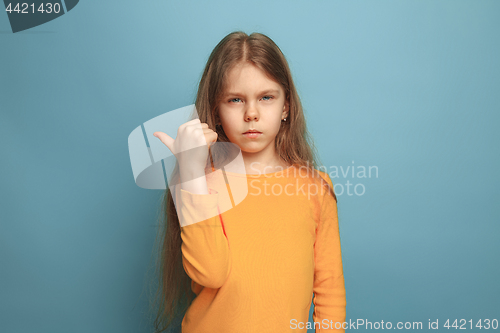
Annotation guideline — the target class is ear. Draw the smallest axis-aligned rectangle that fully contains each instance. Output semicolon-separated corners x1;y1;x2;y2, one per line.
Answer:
283;100;289;118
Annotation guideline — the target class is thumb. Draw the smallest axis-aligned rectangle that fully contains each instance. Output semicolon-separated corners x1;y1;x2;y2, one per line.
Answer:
153;131;174;152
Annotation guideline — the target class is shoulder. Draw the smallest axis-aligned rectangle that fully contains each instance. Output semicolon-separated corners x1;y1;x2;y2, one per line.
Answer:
290;165;336;202
314;169;333;187
312;168;337;203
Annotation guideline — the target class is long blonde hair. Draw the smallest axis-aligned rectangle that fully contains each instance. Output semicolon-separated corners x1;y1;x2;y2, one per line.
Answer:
148;30;334;332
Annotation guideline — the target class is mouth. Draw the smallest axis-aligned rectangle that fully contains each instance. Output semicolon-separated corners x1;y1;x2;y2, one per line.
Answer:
243;131;262;138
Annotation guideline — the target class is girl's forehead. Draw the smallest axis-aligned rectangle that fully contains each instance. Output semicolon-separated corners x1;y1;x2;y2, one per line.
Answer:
231;60;272;75
224;64;280;89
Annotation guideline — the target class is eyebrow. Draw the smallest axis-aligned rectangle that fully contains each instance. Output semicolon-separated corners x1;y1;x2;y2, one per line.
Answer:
224;89;280;97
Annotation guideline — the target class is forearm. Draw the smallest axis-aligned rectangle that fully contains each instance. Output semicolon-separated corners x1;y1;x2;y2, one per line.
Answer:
179;166;209;195
178;183;231;288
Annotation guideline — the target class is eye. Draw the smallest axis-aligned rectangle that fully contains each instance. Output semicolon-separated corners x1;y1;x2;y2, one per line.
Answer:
262;95;273;101
229;98;241;103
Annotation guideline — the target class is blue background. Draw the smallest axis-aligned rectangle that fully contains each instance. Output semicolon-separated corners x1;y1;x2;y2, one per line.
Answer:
1;1;499;332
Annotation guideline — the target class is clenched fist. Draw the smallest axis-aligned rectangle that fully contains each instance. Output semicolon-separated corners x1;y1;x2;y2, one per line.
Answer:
153;119;218;173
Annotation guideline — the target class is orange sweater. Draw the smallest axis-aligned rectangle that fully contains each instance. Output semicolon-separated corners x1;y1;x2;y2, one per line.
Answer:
178;164;346;332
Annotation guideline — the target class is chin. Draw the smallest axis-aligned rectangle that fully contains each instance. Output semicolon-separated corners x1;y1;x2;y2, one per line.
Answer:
239;146;263;154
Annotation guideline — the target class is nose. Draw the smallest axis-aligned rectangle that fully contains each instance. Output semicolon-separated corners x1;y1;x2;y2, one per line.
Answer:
244;102;259;122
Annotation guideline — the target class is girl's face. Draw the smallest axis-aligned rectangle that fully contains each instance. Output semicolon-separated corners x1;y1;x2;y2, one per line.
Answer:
217;62;289;166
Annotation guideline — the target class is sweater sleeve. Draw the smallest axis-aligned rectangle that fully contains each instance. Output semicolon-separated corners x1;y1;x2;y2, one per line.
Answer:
313;175;346;332
178;188;231;289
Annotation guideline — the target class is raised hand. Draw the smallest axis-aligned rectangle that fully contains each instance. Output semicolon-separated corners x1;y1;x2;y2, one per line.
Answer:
153;119;217;194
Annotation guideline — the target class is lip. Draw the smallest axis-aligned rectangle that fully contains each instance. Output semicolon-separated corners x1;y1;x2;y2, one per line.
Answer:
243;130;262;134
243;132;262;138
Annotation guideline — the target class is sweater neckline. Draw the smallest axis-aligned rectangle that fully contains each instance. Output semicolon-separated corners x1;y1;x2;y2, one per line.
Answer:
221;164;296;178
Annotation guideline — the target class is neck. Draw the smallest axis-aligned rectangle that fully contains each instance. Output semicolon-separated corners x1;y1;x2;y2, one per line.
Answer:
242;152;290;175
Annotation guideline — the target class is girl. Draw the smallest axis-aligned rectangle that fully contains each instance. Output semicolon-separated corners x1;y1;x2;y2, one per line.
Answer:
150;31;346;333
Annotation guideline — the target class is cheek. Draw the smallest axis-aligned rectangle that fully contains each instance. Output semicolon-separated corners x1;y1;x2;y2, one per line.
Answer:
218;111;231;127
273;115;283;128
221;114;236;128
220;117;239;137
